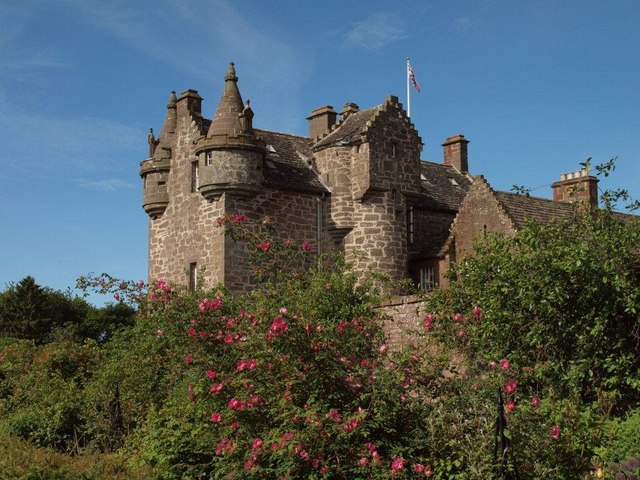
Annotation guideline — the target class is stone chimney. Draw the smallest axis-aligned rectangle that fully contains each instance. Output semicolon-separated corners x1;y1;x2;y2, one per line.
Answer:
307;105;337;139
177;89;203;118
340;102;360;120
442;134;469;173
551;169;599;207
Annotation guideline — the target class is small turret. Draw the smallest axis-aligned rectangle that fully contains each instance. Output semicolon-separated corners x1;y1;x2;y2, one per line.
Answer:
140;91;176;218
195;63;265;201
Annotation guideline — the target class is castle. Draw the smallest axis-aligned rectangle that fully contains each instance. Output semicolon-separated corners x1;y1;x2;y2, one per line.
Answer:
140;63;601;292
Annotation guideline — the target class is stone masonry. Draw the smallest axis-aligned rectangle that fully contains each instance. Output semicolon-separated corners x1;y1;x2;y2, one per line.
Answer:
140;62;606;295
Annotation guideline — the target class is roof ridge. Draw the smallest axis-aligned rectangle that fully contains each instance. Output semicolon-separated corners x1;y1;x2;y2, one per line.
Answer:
254;128;311;140
495;189;558;203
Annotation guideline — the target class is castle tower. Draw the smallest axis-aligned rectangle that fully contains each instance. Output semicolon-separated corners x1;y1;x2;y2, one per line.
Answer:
195;63;265;201
140;91;177;218
312;96;423;281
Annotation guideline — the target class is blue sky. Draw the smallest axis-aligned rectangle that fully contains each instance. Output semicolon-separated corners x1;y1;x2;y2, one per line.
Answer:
1;0;638;304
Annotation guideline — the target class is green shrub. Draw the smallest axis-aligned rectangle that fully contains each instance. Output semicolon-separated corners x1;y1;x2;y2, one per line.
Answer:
0;339;101;452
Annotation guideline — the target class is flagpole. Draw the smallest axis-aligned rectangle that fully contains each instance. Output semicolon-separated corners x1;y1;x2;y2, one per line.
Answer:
406;57;411;118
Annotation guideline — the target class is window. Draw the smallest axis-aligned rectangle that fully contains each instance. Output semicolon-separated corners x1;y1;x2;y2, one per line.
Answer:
205;151;213;166
391;143;397;158
191;160;199;193
188;262;197;291
420;265;437;292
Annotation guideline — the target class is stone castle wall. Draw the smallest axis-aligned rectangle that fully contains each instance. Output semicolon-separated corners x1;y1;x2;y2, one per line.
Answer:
376;296;426;349
345;190;408;280
449;177;516;260
222;191;324;293
365;101;422;196
314;146;354;231
148;112;226;289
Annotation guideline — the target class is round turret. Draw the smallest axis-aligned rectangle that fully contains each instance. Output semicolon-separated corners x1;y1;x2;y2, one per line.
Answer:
140;92;177;218
140;156;170;218
195;63;265;201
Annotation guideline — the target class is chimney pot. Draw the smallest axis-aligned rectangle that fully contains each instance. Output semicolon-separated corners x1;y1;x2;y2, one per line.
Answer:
340;102;360;120
552;169;599;207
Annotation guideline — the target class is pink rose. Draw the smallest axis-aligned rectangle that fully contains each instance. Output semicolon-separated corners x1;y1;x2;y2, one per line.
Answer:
252;438;263;450
391;457;404;471
504;379;517;394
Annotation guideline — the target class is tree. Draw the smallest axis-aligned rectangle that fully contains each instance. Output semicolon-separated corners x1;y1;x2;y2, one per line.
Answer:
425;208;640;412
0;276;135;343
0;276;52;340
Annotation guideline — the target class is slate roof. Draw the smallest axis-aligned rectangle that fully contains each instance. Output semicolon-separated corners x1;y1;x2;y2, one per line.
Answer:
494;191;576;228
418;161;472;211
255;129;327;194
313;107;379;149
199;118;326;194
495;190;638;228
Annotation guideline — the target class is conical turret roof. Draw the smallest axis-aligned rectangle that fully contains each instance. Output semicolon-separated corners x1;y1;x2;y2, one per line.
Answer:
197;63;265;154
208;63;244;137
153;91;178;160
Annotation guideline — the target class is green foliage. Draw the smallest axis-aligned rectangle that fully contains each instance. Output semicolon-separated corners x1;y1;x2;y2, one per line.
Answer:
0;338;101;452
595;408;640;477
426;209;640;412
0;276;136;344
2;211;640;479
0;430;155;479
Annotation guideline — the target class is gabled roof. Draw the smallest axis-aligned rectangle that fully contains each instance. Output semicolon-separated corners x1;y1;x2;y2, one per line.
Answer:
418;161;472;211
256;129;328;194
493;191;577;228
495;190;638;228
313;107;379;149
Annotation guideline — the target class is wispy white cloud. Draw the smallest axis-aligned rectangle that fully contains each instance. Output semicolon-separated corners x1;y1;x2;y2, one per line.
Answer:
0;85;141;174
76;178;137;191
343;12;407;51
0;3;72;79
61;0;311;89
454;16;473;32
57;0;313;132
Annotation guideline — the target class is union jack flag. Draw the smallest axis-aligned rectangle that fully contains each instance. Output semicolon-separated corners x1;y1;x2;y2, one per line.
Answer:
408;61;421;92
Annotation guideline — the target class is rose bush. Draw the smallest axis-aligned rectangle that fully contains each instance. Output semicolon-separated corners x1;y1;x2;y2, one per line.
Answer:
2;212;637;478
